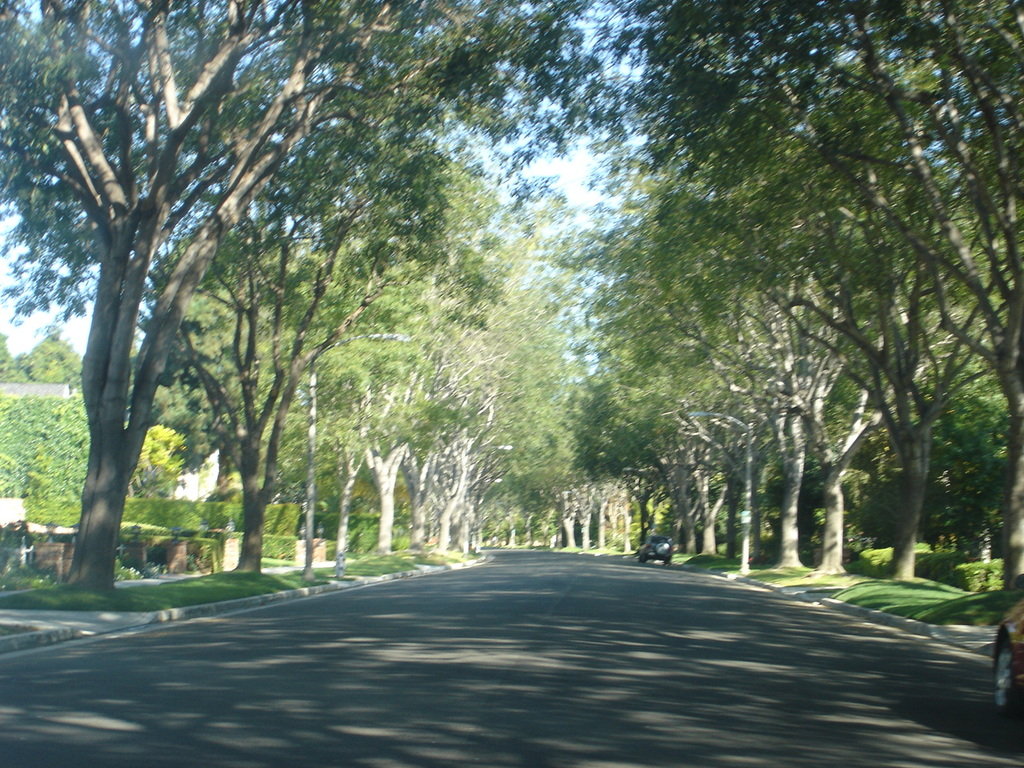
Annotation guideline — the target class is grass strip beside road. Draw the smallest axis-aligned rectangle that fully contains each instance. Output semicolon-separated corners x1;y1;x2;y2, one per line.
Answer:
680;553;1021;626
0;572;324;612
831;581;1024;626
0;552;468;612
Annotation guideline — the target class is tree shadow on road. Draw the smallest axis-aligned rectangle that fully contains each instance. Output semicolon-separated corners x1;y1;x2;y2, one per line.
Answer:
1;551;1021;767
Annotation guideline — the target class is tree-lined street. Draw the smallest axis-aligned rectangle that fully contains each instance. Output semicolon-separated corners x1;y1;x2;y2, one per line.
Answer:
3;3;1024;760
1;552;1020;767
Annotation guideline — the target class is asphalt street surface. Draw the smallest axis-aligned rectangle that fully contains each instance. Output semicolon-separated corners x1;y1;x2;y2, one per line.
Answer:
0;550;1022;767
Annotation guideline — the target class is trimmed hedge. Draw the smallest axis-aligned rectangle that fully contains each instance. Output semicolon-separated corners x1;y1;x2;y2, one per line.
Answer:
262;534;298;561
36;498;303;538
123;498;238;530
119;522;171;538
122;499;301;536
187;537;224;574
0;395;87;505
915;551;968;585
954;560;1004;592
847;547;894;578
848;546;1005;592
347;512;384;554
264;504;301;537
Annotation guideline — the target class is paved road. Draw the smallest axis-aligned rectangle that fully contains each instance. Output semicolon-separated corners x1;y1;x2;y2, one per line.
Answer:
0;551;1021;767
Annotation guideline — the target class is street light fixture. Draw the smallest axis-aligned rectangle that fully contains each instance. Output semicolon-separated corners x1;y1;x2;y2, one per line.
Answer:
688;411;754;574
304;333;411;582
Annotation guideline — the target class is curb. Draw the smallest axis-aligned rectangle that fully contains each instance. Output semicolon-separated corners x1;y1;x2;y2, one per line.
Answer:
0;557;488;655
0;625;78;652
682;564;996;658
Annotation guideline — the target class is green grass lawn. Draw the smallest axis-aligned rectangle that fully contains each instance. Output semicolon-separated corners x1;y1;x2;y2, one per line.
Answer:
677;553;1021;626
321;552;466;578
0;551;473;612
0;571;326;611
679;554;866;589
831;580;1024;626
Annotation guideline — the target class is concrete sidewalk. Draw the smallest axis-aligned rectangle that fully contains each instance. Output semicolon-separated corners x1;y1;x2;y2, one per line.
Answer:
0;560;481;655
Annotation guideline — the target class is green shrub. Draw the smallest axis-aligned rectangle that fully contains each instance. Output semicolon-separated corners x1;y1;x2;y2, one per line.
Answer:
119;522;172;539
119;499;298;537
115;560;145;581
262;534;298;561
264;503;301;537
848;544;940;580
197;501;243;528
346;512;379;554
29;506;82;527
0;395;87;504
848;547;893;578
0;565;55;591
122;499;239;530
954;560;1004;592
187;537;224;573
916;551;967;585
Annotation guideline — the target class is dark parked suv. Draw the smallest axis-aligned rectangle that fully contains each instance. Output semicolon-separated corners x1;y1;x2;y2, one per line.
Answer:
638;534;674;565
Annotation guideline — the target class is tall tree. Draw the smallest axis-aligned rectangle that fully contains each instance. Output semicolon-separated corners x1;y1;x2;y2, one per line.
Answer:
16;331;80;386
180;133;463;570
0;1;592;588
615;0;1024;584
0;334;22;381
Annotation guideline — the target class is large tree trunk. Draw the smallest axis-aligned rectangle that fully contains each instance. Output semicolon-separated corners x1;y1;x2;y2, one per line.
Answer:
377;486;398;554
334;449;361;554
806;391;878;576
561;497;578;547
818;471;846;574
724;474;739;559
636;488;653;542
437;446;472;551
751;460;766;562
402;452;436;554
458;504;474;554
67;68;317;588
775;414;807;568
669;465;697;554
696;471;720;555
236;445;270;572
438;498;457;551
562;517;576;547
702;489;724;555
1000;381;1024;586
891;435;931;581
367;444;408;555
68;420;142;589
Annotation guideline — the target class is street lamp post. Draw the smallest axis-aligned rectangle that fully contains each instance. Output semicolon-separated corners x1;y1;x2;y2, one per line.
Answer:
688;411;754;574
303;333;410;582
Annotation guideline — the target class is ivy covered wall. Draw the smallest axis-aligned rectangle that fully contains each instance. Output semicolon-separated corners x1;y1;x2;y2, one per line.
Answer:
0;394;88;517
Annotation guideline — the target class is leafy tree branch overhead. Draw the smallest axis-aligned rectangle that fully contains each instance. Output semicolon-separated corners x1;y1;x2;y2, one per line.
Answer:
0;1;595;589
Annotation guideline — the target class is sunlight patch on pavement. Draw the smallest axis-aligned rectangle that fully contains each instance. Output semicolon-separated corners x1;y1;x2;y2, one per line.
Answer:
45;712;144;732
